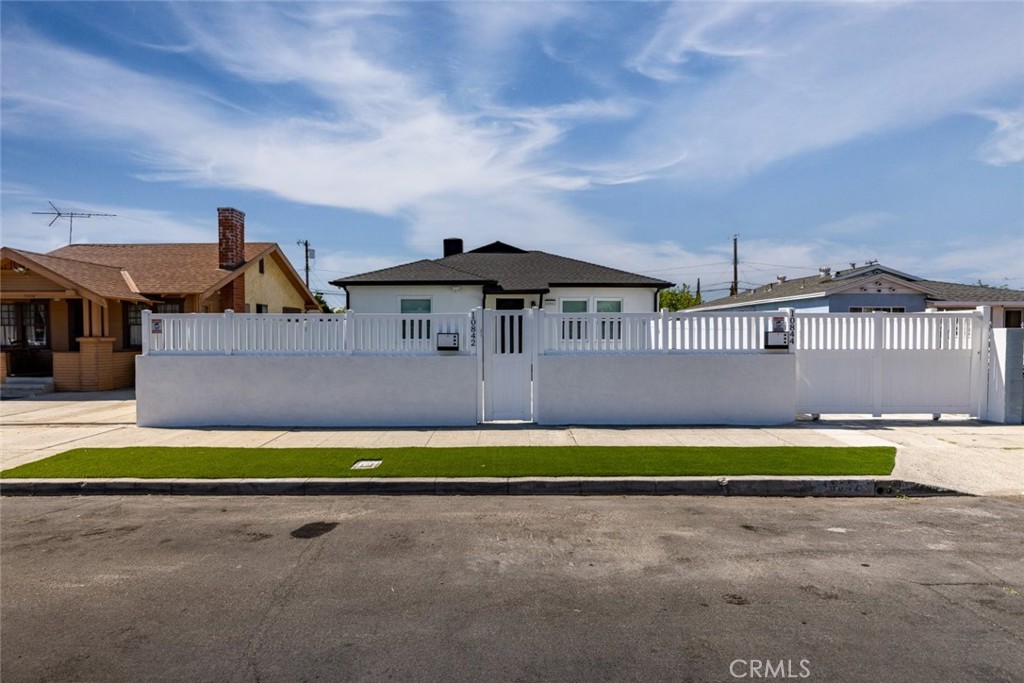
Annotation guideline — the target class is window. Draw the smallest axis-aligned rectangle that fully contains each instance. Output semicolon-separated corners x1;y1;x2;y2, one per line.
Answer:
124;303;146;348
559;300;588;341
1;304;16;346
258;258;265;274
400;298;431;339
595;300;623;340
849;306;905;313
255;304;269;314
400;298;431;314
0;302;48;348
155;300;183;313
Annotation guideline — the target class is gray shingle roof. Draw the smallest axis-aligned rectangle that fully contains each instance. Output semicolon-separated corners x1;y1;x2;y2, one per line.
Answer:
692;264;1024;309
331;242;672;292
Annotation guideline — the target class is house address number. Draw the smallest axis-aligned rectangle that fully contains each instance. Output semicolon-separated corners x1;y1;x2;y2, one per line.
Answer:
469;311;477;348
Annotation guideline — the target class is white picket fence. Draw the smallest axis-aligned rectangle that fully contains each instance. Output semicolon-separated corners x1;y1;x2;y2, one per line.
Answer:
143;309;791;356
143;310;477;356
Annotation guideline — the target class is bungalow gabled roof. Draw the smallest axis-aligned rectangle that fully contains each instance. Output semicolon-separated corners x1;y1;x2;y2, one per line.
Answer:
331;241;673;293
1;247;150;305
47;242;278;294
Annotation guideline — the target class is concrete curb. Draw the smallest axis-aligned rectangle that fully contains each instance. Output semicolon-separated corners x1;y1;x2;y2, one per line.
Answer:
0;477;967;497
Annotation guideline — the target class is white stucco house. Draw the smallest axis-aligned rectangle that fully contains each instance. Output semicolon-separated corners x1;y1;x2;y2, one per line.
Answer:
331;239;673;313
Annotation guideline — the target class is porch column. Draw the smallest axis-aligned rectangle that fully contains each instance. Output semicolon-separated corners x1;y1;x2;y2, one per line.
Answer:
76;337;116;391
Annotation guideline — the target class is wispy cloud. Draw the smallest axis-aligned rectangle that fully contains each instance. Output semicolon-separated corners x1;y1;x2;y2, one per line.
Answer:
976;107;1024;167
2;2;1021;289
623;3;1024;180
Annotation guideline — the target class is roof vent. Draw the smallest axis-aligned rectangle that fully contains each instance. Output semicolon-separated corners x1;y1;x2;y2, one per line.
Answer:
819;266;832;279
776;275;787;283
443;238;463;258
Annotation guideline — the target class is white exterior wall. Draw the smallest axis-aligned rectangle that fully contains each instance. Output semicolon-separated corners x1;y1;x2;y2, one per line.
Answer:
136;355;478;427
535;353;795;425
540;287;660;313
346;285;484;313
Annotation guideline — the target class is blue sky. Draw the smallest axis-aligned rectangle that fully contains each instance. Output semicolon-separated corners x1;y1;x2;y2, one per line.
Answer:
2;1;1022;306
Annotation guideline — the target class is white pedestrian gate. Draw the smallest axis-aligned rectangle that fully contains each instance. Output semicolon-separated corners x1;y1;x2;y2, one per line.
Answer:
482;309;535;422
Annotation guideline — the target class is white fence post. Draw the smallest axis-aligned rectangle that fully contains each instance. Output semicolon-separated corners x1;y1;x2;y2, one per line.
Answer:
223;310;234;355
141;309;151;356
343;310;354;355
872;311;884;416
472;307;484;423
660;309;670;353
973;306;991;418
783;308;796;351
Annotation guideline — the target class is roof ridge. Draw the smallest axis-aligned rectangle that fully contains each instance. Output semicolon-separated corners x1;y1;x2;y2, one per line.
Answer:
532;249;671;282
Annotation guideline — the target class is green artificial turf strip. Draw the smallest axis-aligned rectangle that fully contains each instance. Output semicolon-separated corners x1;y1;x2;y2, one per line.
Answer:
0;446;895;479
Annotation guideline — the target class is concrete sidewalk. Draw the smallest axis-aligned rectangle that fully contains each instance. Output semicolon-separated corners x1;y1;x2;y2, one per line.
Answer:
2;391;1021;496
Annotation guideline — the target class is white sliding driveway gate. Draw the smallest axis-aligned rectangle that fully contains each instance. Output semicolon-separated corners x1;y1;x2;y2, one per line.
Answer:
794;310;987;417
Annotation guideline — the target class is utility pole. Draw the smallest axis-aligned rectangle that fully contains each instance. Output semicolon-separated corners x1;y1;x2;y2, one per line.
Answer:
33;202;115;244
729;234;739;297
296;240;314;289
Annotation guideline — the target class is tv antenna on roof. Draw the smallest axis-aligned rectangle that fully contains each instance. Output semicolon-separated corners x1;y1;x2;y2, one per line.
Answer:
32;201;116;244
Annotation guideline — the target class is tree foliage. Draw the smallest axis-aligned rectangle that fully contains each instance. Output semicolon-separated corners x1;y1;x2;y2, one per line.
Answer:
658;284;702;311
313;291;335;313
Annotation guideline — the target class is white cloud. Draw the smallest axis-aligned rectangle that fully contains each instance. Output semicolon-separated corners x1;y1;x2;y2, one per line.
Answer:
976;108;1024;166
623;3;1024;180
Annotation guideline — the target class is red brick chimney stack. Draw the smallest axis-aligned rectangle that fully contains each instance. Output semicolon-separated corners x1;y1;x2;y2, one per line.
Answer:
218;207;245;270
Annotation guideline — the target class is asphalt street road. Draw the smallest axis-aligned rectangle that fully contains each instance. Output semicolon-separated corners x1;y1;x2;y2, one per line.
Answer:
2;496;1022;683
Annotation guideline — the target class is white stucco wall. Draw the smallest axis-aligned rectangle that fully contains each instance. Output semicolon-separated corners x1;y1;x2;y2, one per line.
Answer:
535;353;795;425
137;355;478;427
346;285;484;313
986;328;1024;424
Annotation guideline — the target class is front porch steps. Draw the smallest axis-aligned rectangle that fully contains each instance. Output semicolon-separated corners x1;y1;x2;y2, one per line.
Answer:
0;377;55;400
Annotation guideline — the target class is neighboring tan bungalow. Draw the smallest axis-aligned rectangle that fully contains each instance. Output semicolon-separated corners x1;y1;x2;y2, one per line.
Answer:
332;238;673;314
690;263;1024;328
0;207;318;390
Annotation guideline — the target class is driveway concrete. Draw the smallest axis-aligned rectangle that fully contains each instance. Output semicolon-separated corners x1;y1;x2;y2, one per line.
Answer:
1;392;1021;496
2;495;1023;683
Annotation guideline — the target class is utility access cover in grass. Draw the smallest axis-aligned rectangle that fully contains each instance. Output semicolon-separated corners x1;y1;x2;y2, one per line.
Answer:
0;446;895;479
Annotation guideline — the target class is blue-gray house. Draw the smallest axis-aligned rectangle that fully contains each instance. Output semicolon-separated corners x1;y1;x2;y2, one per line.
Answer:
692;264;1024;328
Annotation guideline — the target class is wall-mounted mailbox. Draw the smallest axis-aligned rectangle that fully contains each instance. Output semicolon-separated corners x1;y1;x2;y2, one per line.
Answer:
764;331;789;350
436;333;460;351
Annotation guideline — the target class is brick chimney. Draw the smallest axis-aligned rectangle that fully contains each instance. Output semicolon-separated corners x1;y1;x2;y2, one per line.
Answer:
218;207;245;270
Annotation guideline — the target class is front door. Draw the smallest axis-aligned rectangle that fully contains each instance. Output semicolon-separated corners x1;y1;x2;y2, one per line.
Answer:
482;309;534;422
